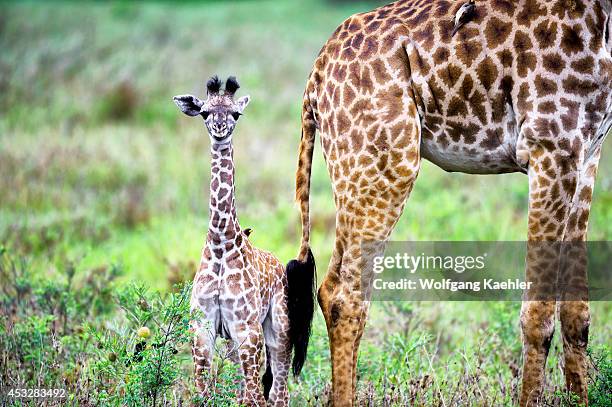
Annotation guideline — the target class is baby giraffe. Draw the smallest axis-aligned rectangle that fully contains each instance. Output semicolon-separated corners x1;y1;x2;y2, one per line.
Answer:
173;76;316;406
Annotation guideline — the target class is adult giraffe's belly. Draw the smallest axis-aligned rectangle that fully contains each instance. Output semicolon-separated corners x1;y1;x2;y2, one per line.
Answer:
400;0;540;175
419;123;525;174
408;43;526;174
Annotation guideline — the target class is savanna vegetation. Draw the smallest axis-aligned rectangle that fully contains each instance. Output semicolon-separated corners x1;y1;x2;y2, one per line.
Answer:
0;1;610;405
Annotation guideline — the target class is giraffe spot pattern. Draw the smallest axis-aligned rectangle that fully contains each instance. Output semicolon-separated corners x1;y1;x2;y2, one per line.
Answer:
191;145;292;405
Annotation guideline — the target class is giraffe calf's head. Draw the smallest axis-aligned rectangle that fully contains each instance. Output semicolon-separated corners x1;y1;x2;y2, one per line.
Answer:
173;75;250;146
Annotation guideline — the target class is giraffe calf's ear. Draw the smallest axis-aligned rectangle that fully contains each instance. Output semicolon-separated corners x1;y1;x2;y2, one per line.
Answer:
173;94;204;117
235;95;251;114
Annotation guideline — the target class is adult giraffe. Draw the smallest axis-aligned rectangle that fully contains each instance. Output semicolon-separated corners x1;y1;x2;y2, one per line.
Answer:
289;0;612;405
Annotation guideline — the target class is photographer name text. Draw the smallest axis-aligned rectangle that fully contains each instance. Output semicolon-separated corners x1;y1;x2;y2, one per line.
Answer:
373;278;532;292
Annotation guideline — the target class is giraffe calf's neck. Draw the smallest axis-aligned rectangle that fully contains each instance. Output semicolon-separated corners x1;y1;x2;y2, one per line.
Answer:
207;143;241;247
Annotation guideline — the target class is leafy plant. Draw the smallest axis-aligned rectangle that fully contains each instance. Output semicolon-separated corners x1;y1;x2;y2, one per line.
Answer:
588;345;612;407
0;247;120;404
88;283;194;406
197;338;243;407
0;247;240;406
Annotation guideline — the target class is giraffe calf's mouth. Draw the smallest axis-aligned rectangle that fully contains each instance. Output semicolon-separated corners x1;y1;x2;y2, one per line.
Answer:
213;135;230;143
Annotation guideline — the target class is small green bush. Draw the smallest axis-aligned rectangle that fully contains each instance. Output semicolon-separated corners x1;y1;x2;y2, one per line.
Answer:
0;247;242;406
87;283;193;406
589;345;612;407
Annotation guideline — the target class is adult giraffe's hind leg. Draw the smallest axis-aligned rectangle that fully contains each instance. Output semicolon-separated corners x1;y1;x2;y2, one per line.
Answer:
317;103;421;405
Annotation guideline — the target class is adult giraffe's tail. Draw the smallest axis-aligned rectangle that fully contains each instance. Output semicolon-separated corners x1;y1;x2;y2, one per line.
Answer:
295;80;317;264
286;79;317;377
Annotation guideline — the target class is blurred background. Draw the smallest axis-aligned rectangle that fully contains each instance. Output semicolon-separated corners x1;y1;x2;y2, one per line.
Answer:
1;1;610;405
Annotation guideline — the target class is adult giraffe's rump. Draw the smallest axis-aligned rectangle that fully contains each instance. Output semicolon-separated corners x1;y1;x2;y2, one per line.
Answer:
290;0;612;405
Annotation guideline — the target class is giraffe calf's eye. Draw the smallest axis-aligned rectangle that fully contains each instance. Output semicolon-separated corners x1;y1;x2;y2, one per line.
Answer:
201;111;210;119
231;112;241;120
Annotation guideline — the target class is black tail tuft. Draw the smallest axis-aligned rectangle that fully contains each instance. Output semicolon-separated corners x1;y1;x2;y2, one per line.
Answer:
262;356;273;400
286;248;316;377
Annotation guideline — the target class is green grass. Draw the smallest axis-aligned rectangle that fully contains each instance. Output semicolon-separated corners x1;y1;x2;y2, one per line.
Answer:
1;0;611;405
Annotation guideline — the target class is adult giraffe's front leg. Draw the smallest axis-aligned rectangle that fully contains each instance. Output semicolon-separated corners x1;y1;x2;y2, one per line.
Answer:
519;140;601;406
558;146;602;403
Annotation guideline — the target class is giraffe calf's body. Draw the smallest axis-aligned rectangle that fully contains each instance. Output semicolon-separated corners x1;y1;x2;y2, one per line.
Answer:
173;76;316;406
192;216;290;405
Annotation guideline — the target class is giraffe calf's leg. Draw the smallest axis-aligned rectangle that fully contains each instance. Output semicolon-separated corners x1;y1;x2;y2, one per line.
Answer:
265;346;290;407
232;323;266;406
191;320;215;395
350;303;370;396
262;296;292;407
225;339;244;393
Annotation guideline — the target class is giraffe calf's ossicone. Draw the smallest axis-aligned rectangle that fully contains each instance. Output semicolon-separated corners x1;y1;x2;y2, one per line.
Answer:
173;76;316;406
